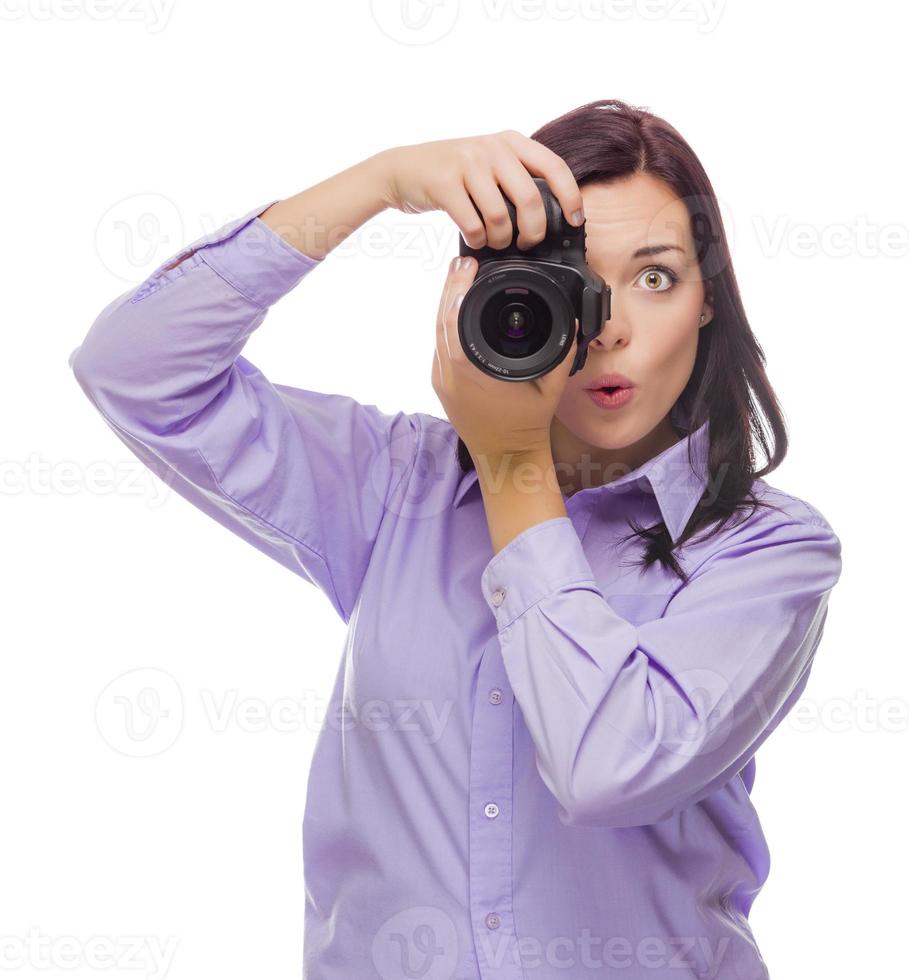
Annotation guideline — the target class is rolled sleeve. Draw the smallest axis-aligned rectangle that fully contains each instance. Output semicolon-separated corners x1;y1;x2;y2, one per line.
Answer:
480;517;599;628
196;212;321;310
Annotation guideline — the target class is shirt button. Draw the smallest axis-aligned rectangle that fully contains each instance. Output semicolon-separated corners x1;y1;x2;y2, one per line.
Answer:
484;802;499;819
491;588;506;607
485;912;501;930
488;687;503;704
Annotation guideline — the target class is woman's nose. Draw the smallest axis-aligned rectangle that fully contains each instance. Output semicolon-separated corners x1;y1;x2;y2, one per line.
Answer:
589;318;629;350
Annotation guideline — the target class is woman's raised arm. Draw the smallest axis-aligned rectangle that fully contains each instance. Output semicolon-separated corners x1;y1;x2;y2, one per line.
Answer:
69;132;586;621
69;155;419;624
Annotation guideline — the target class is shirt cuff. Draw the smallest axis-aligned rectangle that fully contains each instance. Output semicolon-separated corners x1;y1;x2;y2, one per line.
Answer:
480;517;599;629
193;202;322;310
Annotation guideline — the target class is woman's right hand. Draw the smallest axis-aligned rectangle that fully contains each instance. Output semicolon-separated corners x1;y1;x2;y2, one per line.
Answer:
373;131;585;252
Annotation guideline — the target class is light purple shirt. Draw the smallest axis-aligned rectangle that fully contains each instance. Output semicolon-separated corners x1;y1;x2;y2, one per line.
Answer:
70;199;843;980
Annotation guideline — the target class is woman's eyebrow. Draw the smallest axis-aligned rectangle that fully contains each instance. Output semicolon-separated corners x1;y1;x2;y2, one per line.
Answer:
630;243;686;259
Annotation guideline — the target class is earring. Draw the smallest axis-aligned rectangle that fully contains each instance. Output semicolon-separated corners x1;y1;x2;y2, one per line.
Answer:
699;313;705;323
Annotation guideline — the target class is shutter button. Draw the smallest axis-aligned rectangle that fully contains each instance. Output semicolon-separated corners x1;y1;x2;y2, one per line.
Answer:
491;588;506;607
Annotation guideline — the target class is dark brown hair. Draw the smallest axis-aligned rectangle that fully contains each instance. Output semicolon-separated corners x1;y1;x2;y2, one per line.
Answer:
455;98;787;582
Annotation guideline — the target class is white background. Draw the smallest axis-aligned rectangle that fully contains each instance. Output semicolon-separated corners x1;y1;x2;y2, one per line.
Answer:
2;2;905;978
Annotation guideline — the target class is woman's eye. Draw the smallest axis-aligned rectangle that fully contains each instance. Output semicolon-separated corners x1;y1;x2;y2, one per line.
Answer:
635;266;679;292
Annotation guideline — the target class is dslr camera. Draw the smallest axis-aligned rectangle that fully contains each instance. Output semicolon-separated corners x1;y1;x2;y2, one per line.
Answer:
456;176;610;381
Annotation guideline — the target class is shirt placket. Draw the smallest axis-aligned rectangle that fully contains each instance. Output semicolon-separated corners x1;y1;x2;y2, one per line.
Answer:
468;498;595;978
468;636;523;980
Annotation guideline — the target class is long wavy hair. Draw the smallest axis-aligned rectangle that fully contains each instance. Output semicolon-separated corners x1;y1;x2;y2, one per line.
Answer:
455;98;788;582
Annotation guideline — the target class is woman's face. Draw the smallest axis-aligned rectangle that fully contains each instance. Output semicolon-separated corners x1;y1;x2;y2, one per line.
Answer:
551;172;713;489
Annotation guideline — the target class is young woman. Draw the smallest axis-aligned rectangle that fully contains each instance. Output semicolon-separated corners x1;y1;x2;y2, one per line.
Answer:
70;99;842;979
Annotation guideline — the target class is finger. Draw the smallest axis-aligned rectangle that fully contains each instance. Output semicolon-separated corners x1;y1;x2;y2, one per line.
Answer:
462;167;515;250
489;151;548;249
435;185;488;250
500;130;585;227
436;254;477;370
436;258;458;370
436;254;460;336
442;255;479;363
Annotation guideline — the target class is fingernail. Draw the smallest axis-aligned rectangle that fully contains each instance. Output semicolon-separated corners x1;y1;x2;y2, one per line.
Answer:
454;292;465;308
571;209;584;226
451;256;461;273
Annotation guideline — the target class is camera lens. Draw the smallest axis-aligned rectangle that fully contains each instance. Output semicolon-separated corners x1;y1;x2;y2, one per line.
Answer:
481;287;550;358
457;261;581;381
501;303;531;338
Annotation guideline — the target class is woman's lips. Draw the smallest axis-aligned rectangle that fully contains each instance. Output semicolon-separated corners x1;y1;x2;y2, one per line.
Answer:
586;386;635;410
585;372;634;390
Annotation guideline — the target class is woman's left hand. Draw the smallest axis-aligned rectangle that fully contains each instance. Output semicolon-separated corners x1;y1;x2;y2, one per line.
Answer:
432;254;576;466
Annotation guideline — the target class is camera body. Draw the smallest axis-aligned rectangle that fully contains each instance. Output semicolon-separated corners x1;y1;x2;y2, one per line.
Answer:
456;176;610;381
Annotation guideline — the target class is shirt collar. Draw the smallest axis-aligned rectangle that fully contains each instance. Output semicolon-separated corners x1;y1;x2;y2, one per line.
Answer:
452;401;711;545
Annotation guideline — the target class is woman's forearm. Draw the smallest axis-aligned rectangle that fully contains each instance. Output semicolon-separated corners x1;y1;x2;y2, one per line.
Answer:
257;151;393;261
477;449;568;556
